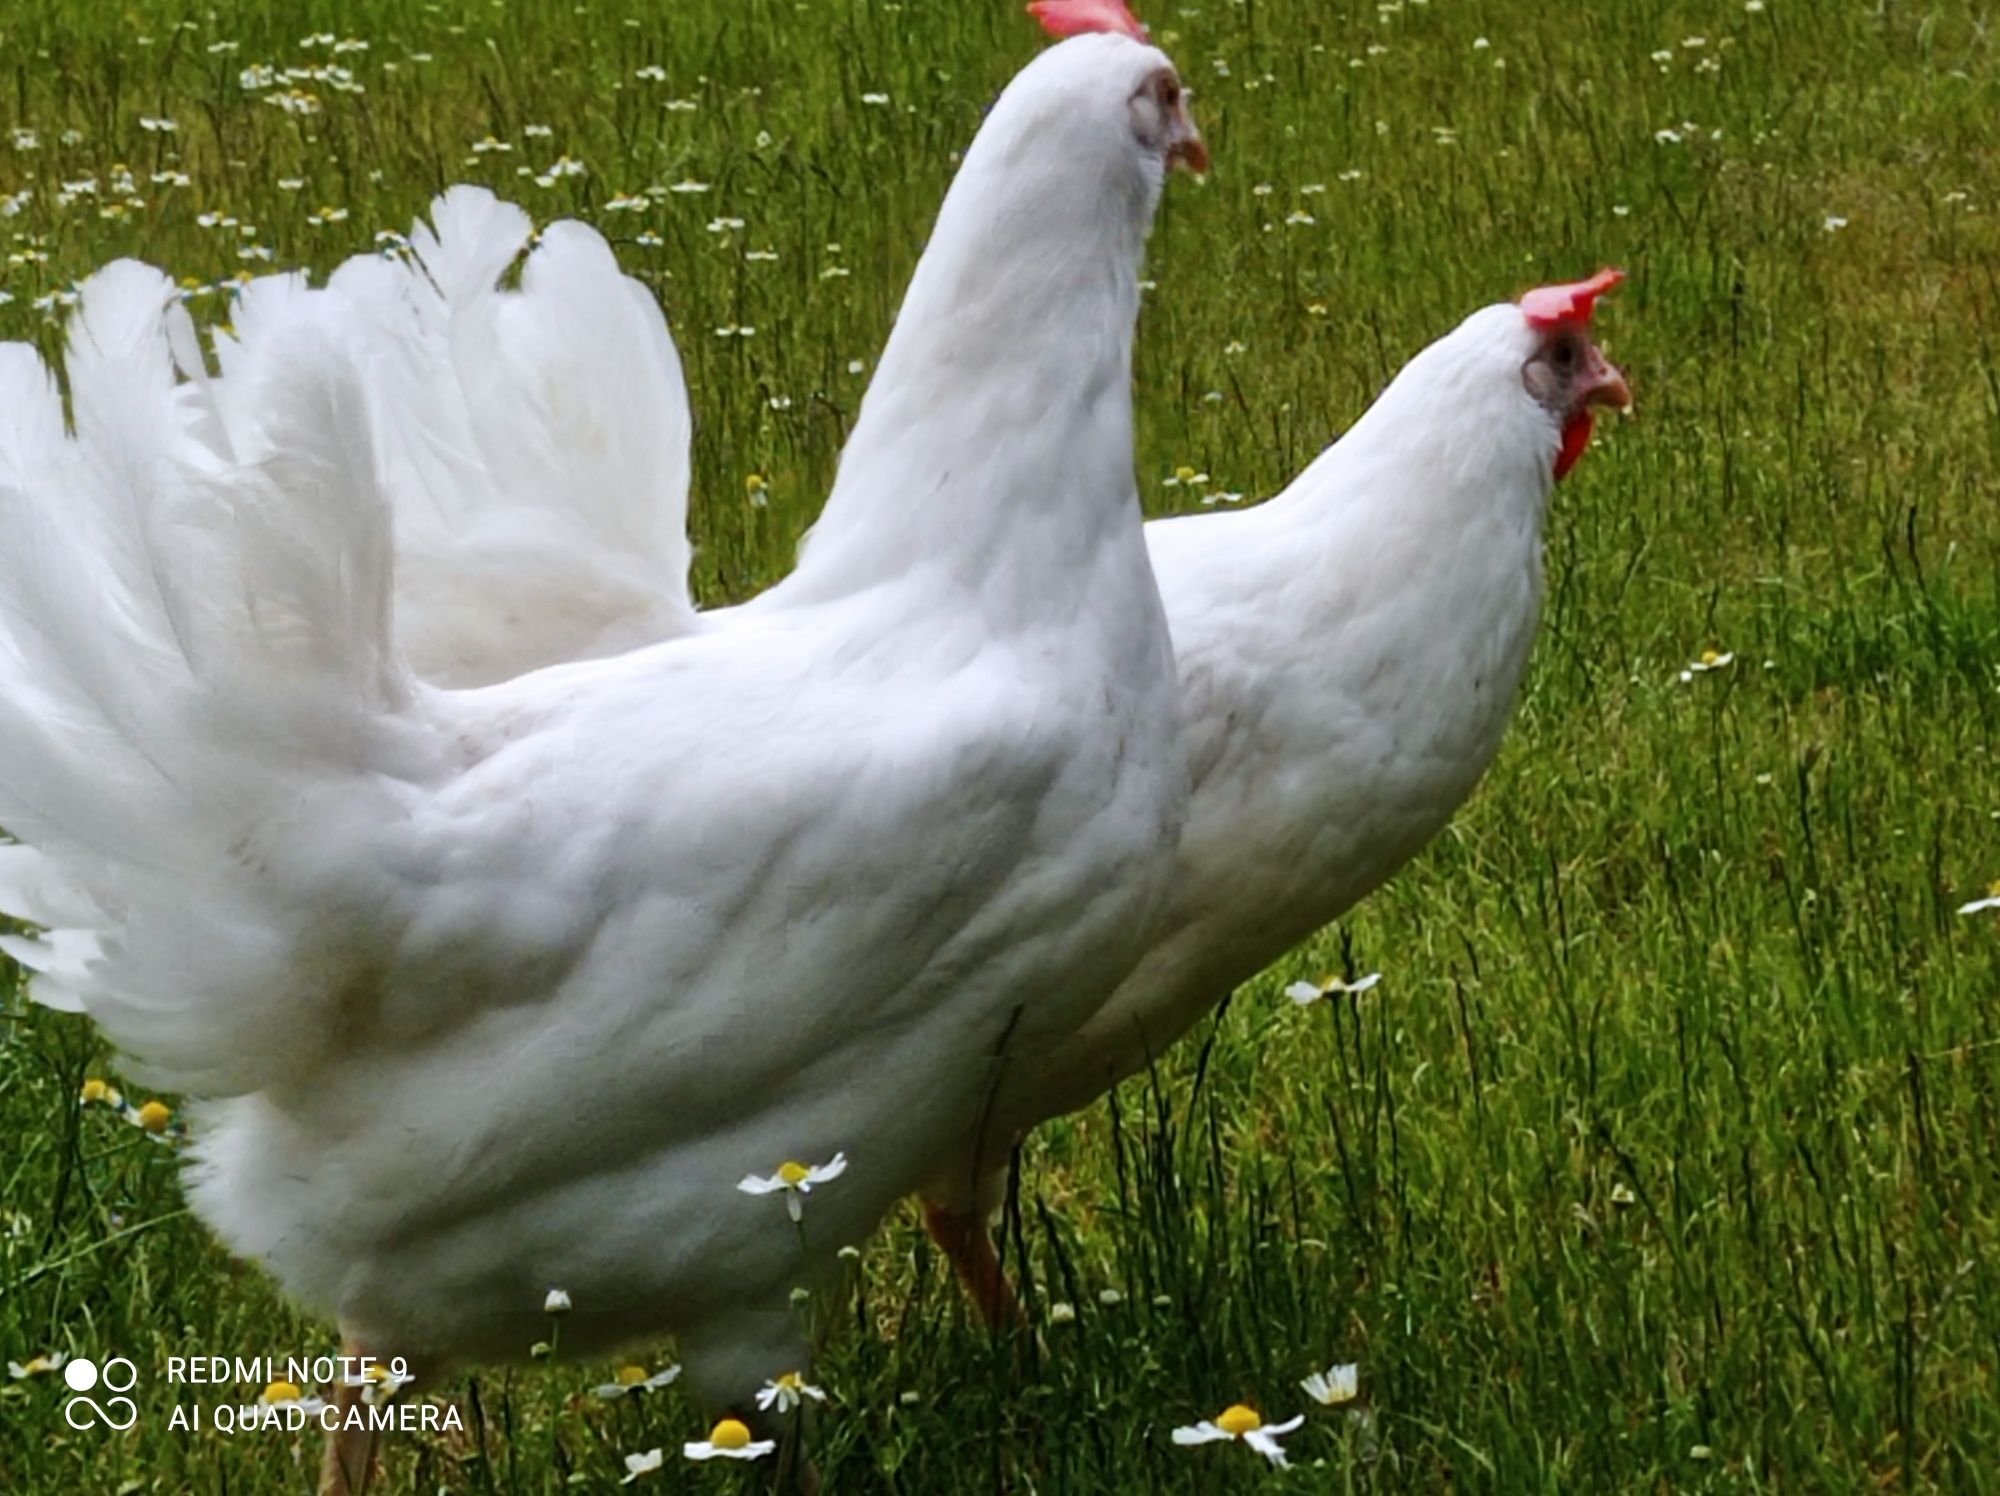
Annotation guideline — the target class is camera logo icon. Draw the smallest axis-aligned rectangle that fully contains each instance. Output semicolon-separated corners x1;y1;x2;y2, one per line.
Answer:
61;1355;140;1431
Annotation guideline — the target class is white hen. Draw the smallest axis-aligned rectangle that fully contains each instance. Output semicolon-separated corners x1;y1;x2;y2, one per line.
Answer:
0;25;1203;1434
918;272;1634;1315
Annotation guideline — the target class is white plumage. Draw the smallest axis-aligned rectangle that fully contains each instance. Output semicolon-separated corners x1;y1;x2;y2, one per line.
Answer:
929;290;1633;1239
0;30;1202;1409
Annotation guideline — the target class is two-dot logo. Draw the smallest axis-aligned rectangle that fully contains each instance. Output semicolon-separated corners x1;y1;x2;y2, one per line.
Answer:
61;1355;139;1431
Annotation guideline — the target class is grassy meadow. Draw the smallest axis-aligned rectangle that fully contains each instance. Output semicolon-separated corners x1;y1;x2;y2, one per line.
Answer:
3;0;2000;1489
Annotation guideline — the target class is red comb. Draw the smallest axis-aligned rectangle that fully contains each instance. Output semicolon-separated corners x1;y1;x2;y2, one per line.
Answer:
1027;0;1150;43
1520;267;1625;328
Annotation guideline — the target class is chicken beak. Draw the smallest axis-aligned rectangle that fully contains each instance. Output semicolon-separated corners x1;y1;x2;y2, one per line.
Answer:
1582;346;1632;413
1167;96;1209;176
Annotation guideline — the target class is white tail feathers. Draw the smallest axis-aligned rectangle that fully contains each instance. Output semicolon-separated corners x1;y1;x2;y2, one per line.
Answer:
176;187;698;687
0;188;698;1094
352;186;698;684
0;261;418;1094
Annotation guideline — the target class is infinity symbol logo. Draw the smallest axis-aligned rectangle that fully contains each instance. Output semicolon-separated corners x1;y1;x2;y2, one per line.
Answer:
61;1356;140;1431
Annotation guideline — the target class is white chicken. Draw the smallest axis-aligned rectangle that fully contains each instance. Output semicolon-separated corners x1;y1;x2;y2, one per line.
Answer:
0;14;1204;1475
920;271;1635;1317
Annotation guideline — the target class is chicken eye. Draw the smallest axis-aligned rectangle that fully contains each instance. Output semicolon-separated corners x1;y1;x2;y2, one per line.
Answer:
1549;336;1578;371
1155;74;1180;110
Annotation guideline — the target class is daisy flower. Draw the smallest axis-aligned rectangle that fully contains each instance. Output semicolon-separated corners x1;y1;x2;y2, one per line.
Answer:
593;1363;681;1399
1678;649;1734;683
738;1153;847;1222
1285;971;1382;1005
756;1371;827;1414
1172;1403;1305;1467
261;1380;329;1415
1958;881;2000;916
621;1447;664;1483
130;1099;174;1134
543;1288;572;1314
339;1363;413;1404
1300;1362;1358;1406
685;1417;776;1461
7;1353;67;1379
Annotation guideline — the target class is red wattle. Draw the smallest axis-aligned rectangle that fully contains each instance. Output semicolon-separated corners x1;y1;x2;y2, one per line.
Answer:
1555;412;1594;480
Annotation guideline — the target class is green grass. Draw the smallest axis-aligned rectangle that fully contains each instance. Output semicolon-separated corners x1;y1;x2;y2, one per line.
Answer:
3;0;1999;1489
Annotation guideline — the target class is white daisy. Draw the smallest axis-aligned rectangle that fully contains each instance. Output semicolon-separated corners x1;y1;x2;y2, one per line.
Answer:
1959;881;2000;915
620;1447;664;1483
1286;971;1382;1005
543;1287;572;1314
1301;1362;1359;1406
593;1364;681;1400
738;1153;848;1222
755;1370;828;1414
685;1418;776;1461
260;1380;329;1415
1678;649;1735;683
1172;1404;1306;1467
339;1363;413;1404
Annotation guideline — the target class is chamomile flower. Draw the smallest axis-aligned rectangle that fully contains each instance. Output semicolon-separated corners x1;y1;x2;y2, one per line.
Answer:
685;1417;776;1461
261;1380;329;1415
1285;971;1382;1005
1162;465;1209;489
1301;1363;1359;1406
1171;1404;1305;1467
132;1099;173;1134
755;1371;827;1414
7;1353;67;1378
543;1287;572;1314
1958;881;2000;915
1678;648;1734;683
621;1447;664;1483
738;1153;847;1222
593;1363;681;1399
339;1363;413;1404
79;1078;123;1107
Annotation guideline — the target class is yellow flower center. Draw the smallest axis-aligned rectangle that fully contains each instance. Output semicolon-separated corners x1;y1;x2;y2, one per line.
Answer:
1175;465;1198;483
776;1372;802;1390
1216;1404;1262;1437
710;1418;752;1451
1700;649;1722;667
745;473;767;493
80;1079;110;1104
777;1161;810;1186
1988;879;2000;900
136;1100;172;1133
263;1380;301;1404
615;1364;649;1386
